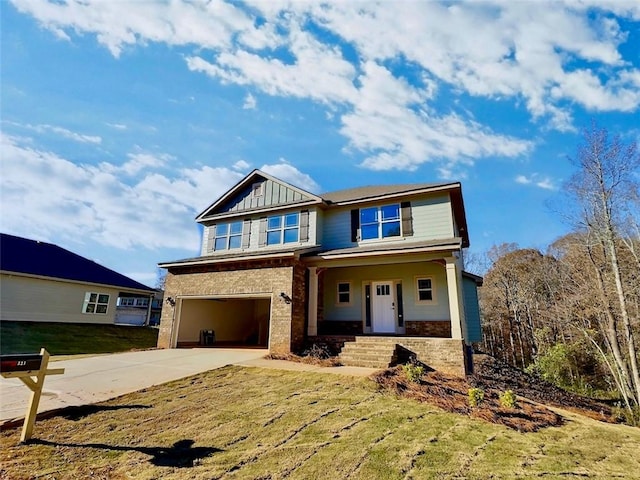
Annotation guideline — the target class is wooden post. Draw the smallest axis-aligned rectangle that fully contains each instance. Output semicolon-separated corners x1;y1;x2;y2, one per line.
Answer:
0;348;65;443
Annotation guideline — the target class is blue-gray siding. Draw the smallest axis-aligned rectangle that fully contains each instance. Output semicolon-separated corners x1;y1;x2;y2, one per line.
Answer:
462;276;482;342
321;193;454;250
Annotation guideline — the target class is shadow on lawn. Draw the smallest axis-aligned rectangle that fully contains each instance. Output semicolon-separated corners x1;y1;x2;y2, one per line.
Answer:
29;438;221;467
59;404;151;421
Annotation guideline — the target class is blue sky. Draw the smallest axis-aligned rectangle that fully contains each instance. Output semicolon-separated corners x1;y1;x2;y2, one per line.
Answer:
2;1;639;286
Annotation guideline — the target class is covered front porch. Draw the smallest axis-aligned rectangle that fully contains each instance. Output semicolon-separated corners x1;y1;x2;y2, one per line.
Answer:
304;246;468;341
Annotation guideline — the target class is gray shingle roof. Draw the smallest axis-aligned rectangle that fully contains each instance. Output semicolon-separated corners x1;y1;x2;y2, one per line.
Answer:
320;182;457;204
0;233;154;292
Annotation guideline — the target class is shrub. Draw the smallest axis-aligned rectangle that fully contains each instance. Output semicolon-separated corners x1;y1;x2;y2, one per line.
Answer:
499;390;517;409
301;343;332;359
611;405;640;427
468;387;484;407
402;363;425;383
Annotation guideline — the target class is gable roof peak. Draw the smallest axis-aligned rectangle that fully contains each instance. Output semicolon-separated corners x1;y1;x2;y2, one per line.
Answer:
196;169;324;221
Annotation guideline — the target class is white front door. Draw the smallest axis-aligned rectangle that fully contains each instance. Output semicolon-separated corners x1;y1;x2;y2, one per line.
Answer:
372;282;396;333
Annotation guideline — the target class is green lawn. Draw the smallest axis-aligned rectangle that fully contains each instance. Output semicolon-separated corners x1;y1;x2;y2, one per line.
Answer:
2;366;638;479
0;320;158;355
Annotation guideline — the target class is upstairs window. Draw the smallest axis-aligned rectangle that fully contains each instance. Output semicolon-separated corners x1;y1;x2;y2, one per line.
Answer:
267;213;299;245
215;221;242;250
83;292;110;314
360;204;401;241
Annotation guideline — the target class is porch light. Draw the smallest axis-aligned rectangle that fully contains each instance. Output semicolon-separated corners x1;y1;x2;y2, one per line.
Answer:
279;292;292;304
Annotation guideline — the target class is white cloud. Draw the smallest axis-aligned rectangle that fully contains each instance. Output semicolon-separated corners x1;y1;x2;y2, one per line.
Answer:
9;0;640;172
0;133;245;251
233;160;251;171
9;122;102;144
106;123;127;130
260;161;321;194
515;173;557;190
242;93;257;110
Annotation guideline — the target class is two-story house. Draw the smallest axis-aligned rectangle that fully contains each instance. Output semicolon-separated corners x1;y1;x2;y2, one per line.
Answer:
157;170;482;375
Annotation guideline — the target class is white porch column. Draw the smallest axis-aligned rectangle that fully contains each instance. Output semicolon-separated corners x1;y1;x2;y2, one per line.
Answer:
445;258;464;340
307;267;318;336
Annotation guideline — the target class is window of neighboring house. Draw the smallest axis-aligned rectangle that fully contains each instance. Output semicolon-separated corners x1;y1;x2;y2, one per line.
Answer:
214;221;243;250
415;277;434;303
118;297;149;307
83;292;110;314
360;204;401;241
336;282;351;305
267;213;299;245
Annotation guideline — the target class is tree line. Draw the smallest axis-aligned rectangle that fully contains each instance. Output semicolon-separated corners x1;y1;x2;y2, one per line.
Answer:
476;124;640;420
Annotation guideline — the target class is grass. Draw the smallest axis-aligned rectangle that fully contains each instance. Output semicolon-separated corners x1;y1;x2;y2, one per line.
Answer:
0;321;159;355
2;366;639;479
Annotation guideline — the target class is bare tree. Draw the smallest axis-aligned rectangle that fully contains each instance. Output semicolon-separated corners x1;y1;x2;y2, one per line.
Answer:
564;123;640;407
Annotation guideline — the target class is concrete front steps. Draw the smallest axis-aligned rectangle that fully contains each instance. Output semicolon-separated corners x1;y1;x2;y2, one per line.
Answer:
338;336;405;369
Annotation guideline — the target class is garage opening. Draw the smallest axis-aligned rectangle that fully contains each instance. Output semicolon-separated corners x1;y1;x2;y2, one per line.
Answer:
176;297;270;348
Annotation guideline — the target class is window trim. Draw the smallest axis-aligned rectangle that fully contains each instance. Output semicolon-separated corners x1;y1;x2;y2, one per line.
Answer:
83;292;110;315
414;276;436;304
336;281;352;306
359;203;402;241
214;220;243;251
266;212;300;246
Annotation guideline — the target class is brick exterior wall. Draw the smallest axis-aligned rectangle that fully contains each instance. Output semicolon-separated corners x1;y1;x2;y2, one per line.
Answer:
158;258;306;354
395;338;467;376
318;320;363;335
405;320;451;338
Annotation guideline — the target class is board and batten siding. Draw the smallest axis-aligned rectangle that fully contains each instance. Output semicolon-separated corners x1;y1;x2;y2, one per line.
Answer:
221;178;312;213
321;193;455;250
201;207;320;255
322;262;451;323
0;274;119;324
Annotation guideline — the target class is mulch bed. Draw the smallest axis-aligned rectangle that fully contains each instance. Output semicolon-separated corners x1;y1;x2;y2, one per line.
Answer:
470;355;613;422
264;352;342;367
372;366;563;432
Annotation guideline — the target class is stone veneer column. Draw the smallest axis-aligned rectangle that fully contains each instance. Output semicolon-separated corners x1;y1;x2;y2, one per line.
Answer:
307;267;318;336
445;258;464;340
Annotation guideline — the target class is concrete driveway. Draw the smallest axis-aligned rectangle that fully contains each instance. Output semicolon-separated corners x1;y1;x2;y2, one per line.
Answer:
0;348;266;423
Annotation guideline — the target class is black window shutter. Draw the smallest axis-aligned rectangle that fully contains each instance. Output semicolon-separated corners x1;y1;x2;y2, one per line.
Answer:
350;209;359;242
401;201;413;236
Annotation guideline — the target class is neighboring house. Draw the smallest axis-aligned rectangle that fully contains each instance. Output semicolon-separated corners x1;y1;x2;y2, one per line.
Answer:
158;170;482;375
0;233;156;326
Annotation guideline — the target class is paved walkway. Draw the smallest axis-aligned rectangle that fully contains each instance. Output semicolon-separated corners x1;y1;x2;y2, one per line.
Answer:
0;349;377;423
